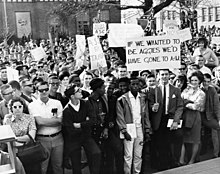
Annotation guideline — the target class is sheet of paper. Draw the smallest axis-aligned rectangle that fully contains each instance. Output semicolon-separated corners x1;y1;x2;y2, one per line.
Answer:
120;123;137;139
167;119;182;128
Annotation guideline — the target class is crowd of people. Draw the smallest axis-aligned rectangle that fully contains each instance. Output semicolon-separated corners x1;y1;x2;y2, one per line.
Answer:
0;26;220;174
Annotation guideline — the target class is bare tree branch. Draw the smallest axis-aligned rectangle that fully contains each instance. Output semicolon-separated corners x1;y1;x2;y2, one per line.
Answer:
153;0;175;15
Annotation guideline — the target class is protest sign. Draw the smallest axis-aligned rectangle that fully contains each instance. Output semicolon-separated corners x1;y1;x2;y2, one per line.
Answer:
176;28;192;42
87;36;107;70
30;47;47;61
212;37;220;45
93;22;107;36
167;28;192;42
163;20;179;35
108;24;144;47
7;67;19;82
126;35;181;71
75;35;86;58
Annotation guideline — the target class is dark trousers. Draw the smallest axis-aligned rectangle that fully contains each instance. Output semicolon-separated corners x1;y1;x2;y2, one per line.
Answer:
69;137;101;174
92;131;124;174
104;131;124;174
150;115;183;171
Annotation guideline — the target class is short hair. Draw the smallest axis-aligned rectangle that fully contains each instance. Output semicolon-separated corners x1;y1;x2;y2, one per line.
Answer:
64;84;77;99
117;65;127;71
189;71;204;84
197;37;208;48
140;70;151;76
8;97;26;113
147;74;155;79
69;74;80;84
35;81;48;90
203;73;212;80
9;80;21;91
48;75;59;82
118;77;130;84
129;76;139;84
0;84;11;95
59;71;70;81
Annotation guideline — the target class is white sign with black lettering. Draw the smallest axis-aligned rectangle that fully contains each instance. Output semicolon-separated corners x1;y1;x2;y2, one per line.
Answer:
87;36;107;70
126;35;181;71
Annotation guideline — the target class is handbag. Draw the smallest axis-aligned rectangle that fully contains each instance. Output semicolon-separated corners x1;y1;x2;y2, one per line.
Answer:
17;134;48;165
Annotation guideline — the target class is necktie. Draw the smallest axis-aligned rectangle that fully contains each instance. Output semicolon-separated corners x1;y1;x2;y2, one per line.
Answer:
163;85;166;115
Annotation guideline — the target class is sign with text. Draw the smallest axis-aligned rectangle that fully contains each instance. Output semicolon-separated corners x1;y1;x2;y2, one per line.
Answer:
7;67;19;82
126;35;181;71
176;28;192;42
108;24;144;47
163;20;179;35
167;28;192;42
30;47;47;61
87;36;107;70
93;22;107;36
212;37;220;45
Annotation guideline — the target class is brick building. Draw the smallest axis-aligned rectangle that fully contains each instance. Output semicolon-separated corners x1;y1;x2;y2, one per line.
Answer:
0;0;121;41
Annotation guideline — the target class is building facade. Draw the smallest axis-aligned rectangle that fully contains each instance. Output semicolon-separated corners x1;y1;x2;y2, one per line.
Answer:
0;0;121;41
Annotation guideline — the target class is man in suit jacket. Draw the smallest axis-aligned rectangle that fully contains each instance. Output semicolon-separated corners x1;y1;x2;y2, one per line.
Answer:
148;69;183;171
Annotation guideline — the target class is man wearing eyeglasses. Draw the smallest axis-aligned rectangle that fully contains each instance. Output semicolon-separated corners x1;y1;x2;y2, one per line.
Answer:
0;84;14;125
48;75;68;107
28;81;64;174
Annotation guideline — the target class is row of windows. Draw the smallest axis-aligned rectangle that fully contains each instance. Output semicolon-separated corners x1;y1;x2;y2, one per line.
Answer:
162;11;177;20
202;7;220;22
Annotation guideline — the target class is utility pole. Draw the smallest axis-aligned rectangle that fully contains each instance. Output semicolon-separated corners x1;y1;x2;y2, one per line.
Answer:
3;0;8;44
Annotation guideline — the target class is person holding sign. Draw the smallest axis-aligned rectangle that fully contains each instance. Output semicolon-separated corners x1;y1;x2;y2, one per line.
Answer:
116;76;151;174
148;69;183;171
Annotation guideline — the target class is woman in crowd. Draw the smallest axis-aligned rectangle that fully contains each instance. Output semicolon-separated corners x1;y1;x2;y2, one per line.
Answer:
179;71;206;165
3;97;40;174
173;74;188;92
192;37;219;68
58;71;70;96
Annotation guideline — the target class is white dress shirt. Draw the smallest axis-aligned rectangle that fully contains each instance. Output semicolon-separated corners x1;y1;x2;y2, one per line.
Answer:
161;84;170;115
68;101;80;112
128;91;142;127
28;98;63;135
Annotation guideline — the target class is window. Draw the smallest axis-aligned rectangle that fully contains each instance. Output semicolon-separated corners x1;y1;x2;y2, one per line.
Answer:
209;7;213;21
173;11;176;20
202;8;207;22
100;10;110;22
167;11;172;20
216;7;220;21
77;21;89;35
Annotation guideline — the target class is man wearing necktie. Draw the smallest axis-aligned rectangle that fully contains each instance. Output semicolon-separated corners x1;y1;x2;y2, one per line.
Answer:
148;69;183;171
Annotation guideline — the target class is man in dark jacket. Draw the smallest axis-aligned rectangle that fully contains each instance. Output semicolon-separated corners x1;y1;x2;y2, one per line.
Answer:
62;84;101;174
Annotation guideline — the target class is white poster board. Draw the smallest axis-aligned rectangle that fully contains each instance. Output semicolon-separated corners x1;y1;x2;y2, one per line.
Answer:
7;67;19;82
30;47;47;61
93;22;107;36
212;37;220;45
75;35;86;67
126;35;181;71
163;20;179;35
108;24;144;47
176;28;192;42
87;36;107;70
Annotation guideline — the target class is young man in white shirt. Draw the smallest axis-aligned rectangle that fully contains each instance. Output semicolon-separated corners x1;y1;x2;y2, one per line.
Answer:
28;81;63;174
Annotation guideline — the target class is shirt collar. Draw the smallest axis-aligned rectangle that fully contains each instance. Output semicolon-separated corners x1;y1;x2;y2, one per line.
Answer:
68;101;80;108
37;98;51;105
128;91;140;99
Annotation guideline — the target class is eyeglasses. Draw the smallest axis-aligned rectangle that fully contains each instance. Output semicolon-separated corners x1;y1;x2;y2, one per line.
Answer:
13;105;22;109
38;88;49;93
38;66;43;68
179;68;186;71
3;91;13;96
25;84;33;87
49;83;60;86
